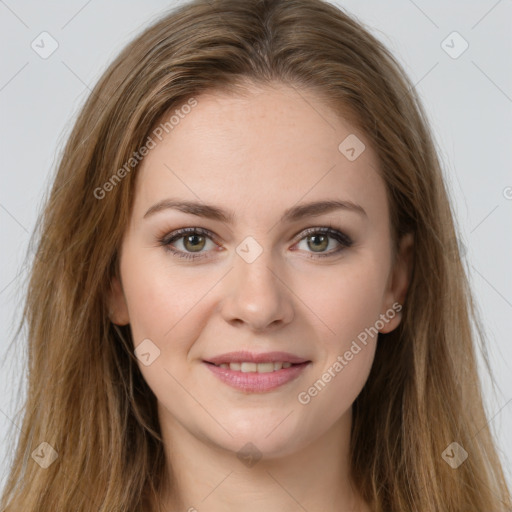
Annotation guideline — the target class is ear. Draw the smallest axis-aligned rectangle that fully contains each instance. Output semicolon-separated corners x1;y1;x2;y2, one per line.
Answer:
107;274;130;326
379;232;414;334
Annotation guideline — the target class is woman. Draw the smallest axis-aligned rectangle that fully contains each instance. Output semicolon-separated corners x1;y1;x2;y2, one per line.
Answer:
1;0;510;510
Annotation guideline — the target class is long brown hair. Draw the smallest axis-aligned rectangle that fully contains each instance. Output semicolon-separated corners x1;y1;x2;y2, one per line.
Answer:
1;0;510;510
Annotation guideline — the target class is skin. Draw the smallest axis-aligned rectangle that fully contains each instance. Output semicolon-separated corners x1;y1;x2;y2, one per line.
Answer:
108;82;413;512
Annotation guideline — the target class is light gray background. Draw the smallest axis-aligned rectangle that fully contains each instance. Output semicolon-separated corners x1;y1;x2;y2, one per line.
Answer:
1;0;511;493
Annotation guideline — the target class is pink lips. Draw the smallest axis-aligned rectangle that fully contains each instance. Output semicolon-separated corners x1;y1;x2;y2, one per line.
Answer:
203;351;311;393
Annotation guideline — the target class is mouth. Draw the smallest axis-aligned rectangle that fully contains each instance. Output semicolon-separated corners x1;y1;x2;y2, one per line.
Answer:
203;352;312;392
204;360;307;372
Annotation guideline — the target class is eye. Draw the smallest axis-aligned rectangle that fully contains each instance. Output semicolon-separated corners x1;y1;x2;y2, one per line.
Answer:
292;226;353;258
158;227;218;260
158;225;353;261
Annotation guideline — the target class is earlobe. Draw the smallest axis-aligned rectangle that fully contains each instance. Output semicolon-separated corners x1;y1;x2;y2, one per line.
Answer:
107;275;130;326
379;232;414;334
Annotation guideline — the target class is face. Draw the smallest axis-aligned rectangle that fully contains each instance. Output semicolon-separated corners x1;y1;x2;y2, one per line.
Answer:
108;83;413;458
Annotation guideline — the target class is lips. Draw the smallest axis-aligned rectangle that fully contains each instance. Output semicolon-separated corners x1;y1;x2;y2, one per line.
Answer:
203;351;311;393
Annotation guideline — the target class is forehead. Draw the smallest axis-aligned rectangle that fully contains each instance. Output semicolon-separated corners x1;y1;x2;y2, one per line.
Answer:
133;84;387;226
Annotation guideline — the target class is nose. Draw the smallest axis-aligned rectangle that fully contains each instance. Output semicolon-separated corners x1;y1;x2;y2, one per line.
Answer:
219;245;295;332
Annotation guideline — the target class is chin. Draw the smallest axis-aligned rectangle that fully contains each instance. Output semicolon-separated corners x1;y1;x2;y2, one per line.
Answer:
208;422;308;462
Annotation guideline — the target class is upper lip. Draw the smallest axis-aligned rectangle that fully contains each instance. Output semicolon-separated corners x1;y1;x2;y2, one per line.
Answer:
205;351;310;365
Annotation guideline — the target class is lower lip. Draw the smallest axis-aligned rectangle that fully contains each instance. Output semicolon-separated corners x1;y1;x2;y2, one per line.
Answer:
204;362;310;392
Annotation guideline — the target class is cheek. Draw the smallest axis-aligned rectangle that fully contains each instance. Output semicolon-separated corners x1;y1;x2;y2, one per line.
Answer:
120;257;217;413
291;257;385;417
299;256;388;348
295;264;384;432
120;248;211;345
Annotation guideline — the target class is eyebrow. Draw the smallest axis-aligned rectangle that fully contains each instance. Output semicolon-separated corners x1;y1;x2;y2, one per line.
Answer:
143;198;367;223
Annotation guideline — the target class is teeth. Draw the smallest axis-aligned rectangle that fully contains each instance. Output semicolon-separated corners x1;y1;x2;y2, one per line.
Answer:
216;361;298;372
256;362;274;373
241;362;257;373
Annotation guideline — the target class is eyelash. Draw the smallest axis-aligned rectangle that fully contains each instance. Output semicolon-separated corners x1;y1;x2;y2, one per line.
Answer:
157;224;353;261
